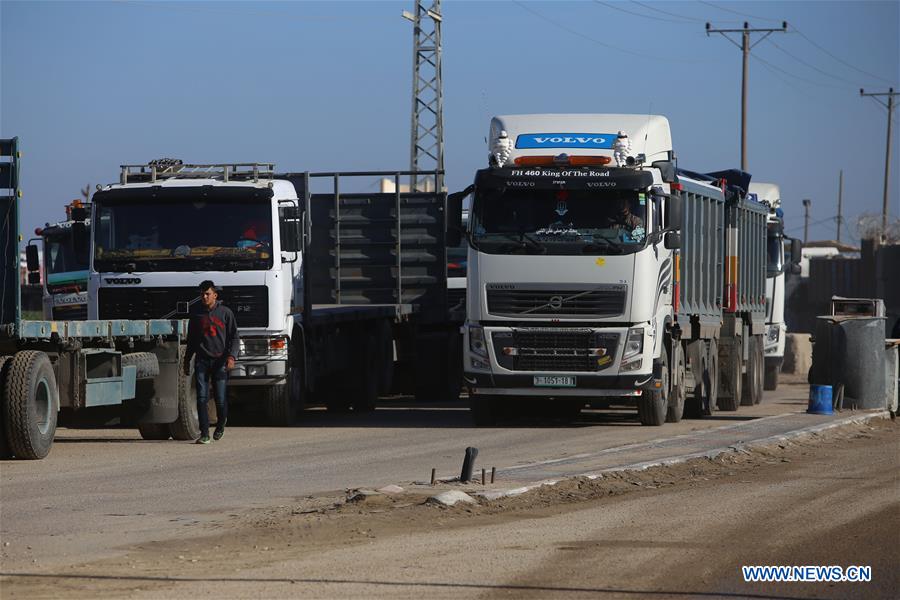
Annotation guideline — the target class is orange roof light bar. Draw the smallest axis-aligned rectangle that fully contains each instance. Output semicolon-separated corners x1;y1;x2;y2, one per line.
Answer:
513;154;612;167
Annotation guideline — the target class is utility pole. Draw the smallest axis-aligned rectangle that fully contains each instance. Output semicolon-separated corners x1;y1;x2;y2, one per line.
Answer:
836;170;843;243
706;21;787;172
803;198;811;244
403;1;444;193
860;87;897;244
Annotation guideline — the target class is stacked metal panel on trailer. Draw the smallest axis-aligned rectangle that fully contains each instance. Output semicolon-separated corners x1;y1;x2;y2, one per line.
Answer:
0;138;20;330
301;172;450;324
675;175;726;337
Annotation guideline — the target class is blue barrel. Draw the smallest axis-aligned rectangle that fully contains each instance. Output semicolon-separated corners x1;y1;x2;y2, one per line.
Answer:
808;385;833;415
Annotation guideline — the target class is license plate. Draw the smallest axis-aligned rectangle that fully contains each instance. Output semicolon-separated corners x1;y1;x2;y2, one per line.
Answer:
533;375;576;387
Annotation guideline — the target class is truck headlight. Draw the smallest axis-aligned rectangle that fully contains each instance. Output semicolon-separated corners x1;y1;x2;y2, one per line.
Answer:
622;327;644;360
767;325;780;343
468;325;488;358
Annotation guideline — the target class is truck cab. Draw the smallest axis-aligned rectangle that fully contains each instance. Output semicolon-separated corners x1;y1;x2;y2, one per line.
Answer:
88;162;303;402
29;201;91;320
463;114;681;424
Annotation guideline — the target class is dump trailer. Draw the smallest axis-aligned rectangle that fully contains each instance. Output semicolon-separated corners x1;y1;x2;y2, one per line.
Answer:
461;114;768;425
88;162;463;425
1;138;195;460
748;182;802;390
24;200;91;321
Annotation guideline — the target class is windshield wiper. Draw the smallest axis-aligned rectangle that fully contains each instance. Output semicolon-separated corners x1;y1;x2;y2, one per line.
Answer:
581;238;624;254
490;232;547;254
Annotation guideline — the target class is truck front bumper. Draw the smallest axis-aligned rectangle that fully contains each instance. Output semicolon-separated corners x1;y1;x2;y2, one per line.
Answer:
463;371;658;396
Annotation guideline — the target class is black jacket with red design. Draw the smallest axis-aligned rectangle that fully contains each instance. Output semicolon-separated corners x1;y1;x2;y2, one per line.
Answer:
185;301;240;362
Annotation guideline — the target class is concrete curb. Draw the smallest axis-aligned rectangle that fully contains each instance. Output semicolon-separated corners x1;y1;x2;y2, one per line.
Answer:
461;410;889;503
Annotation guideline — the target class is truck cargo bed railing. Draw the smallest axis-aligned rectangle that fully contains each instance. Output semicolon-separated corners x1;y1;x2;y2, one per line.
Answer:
120;161;275;184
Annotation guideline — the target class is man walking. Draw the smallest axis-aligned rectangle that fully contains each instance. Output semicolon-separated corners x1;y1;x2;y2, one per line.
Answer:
183;280;239;444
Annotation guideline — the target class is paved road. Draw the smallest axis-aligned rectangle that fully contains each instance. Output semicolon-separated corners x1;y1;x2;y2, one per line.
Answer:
0;378;857;573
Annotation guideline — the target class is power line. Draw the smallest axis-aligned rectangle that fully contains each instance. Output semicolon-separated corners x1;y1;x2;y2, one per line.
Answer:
764;38;865;87
791;25;895;86
514;1;699;62
698;0;782;24
593;1;694;25
631;1;705;24
750;51;847;91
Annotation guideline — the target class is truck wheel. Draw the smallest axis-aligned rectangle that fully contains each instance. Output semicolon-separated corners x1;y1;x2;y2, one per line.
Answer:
3;351;58;460
764;364;779;391
684;341;714;418
470;394;499;426
138;423;171;440
753;337;765;403
665;341;686;423
0;356;13;459
638;351;668;426
121;352;160;379
169;362;200;440
375;320;394;396
705;338;719;414
350;326;380;413
717;339;743;411
414;330;462;404
266;342;305;425
741;336;763;406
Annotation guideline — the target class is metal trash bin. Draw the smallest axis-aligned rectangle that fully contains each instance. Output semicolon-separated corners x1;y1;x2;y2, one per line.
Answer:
810;315;886;410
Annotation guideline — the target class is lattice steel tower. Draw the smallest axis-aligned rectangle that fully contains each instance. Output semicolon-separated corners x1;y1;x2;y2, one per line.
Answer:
404;1;443;192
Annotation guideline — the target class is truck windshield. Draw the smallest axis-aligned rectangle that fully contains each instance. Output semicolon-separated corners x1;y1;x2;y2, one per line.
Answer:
471;188;648;255
44;228;90;290
93;194;273;271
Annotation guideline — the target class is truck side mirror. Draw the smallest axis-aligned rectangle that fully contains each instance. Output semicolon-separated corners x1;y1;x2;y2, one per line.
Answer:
446;186;471;248
666;193;683;229
651;161;677;183
279;205;303;253
25;243;40;272
789;263;801;275
664;231;681;250
791;238;803;264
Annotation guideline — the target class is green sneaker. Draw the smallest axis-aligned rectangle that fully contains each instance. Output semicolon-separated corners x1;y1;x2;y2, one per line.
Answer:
213;427;225;441
195;435;211;445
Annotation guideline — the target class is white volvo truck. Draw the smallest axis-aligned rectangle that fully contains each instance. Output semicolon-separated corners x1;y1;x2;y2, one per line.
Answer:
462;114;767;425
89;161;463;430
748;182;802;390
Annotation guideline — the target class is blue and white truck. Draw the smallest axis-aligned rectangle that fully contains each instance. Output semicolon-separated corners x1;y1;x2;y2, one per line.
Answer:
462;114;768;425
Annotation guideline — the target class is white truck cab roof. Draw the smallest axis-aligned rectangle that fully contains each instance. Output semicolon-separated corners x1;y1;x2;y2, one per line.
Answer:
489;113;672;167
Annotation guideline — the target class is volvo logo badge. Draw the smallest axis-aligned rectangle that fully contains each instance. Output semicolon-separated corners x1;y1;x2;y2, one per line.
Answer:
548;295;564;310
104;278;142;285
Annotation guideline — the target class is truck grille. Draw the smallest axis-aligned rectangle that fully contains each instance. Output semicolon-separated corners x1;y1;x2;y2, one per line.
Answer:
98;286;268;327
486;286;626;318
492;328;619;372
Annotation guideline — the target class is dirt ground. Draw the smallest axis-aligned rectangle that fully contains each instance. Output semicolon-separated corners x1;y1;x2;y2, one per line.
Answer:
2;417;897;599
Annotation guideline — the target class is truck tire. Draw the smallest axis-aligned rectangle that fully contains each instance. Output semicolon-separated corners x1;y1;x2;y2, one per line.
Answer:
0;356;13;459
764;364;779;391
470;394;500;426
753;337;765;403
351;329;379;413
717;339;743;411
375;320;394;396
169;362;200;441
138;423;171;440
741;335;763;406
665;341;686;423
3;351;58;460
414;330;462;404
121;352;160;380
638;351;668;426
265;342;305;425
705;339;719;415
684;341;714;418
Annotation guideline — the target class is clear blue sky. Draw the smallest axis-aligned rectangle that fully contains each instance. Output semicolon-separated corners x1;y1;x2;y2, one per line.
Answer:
2;1;898;244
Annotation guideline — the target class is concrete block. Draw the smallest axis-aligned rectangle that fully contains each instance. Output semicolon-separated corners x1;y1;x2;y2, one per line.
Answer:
428;491;475;506
783;333;812;375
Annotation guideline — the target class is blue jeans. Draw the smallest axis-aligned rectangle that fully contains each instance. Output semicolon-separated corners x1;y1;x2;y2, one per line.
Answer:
195;356;228;437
